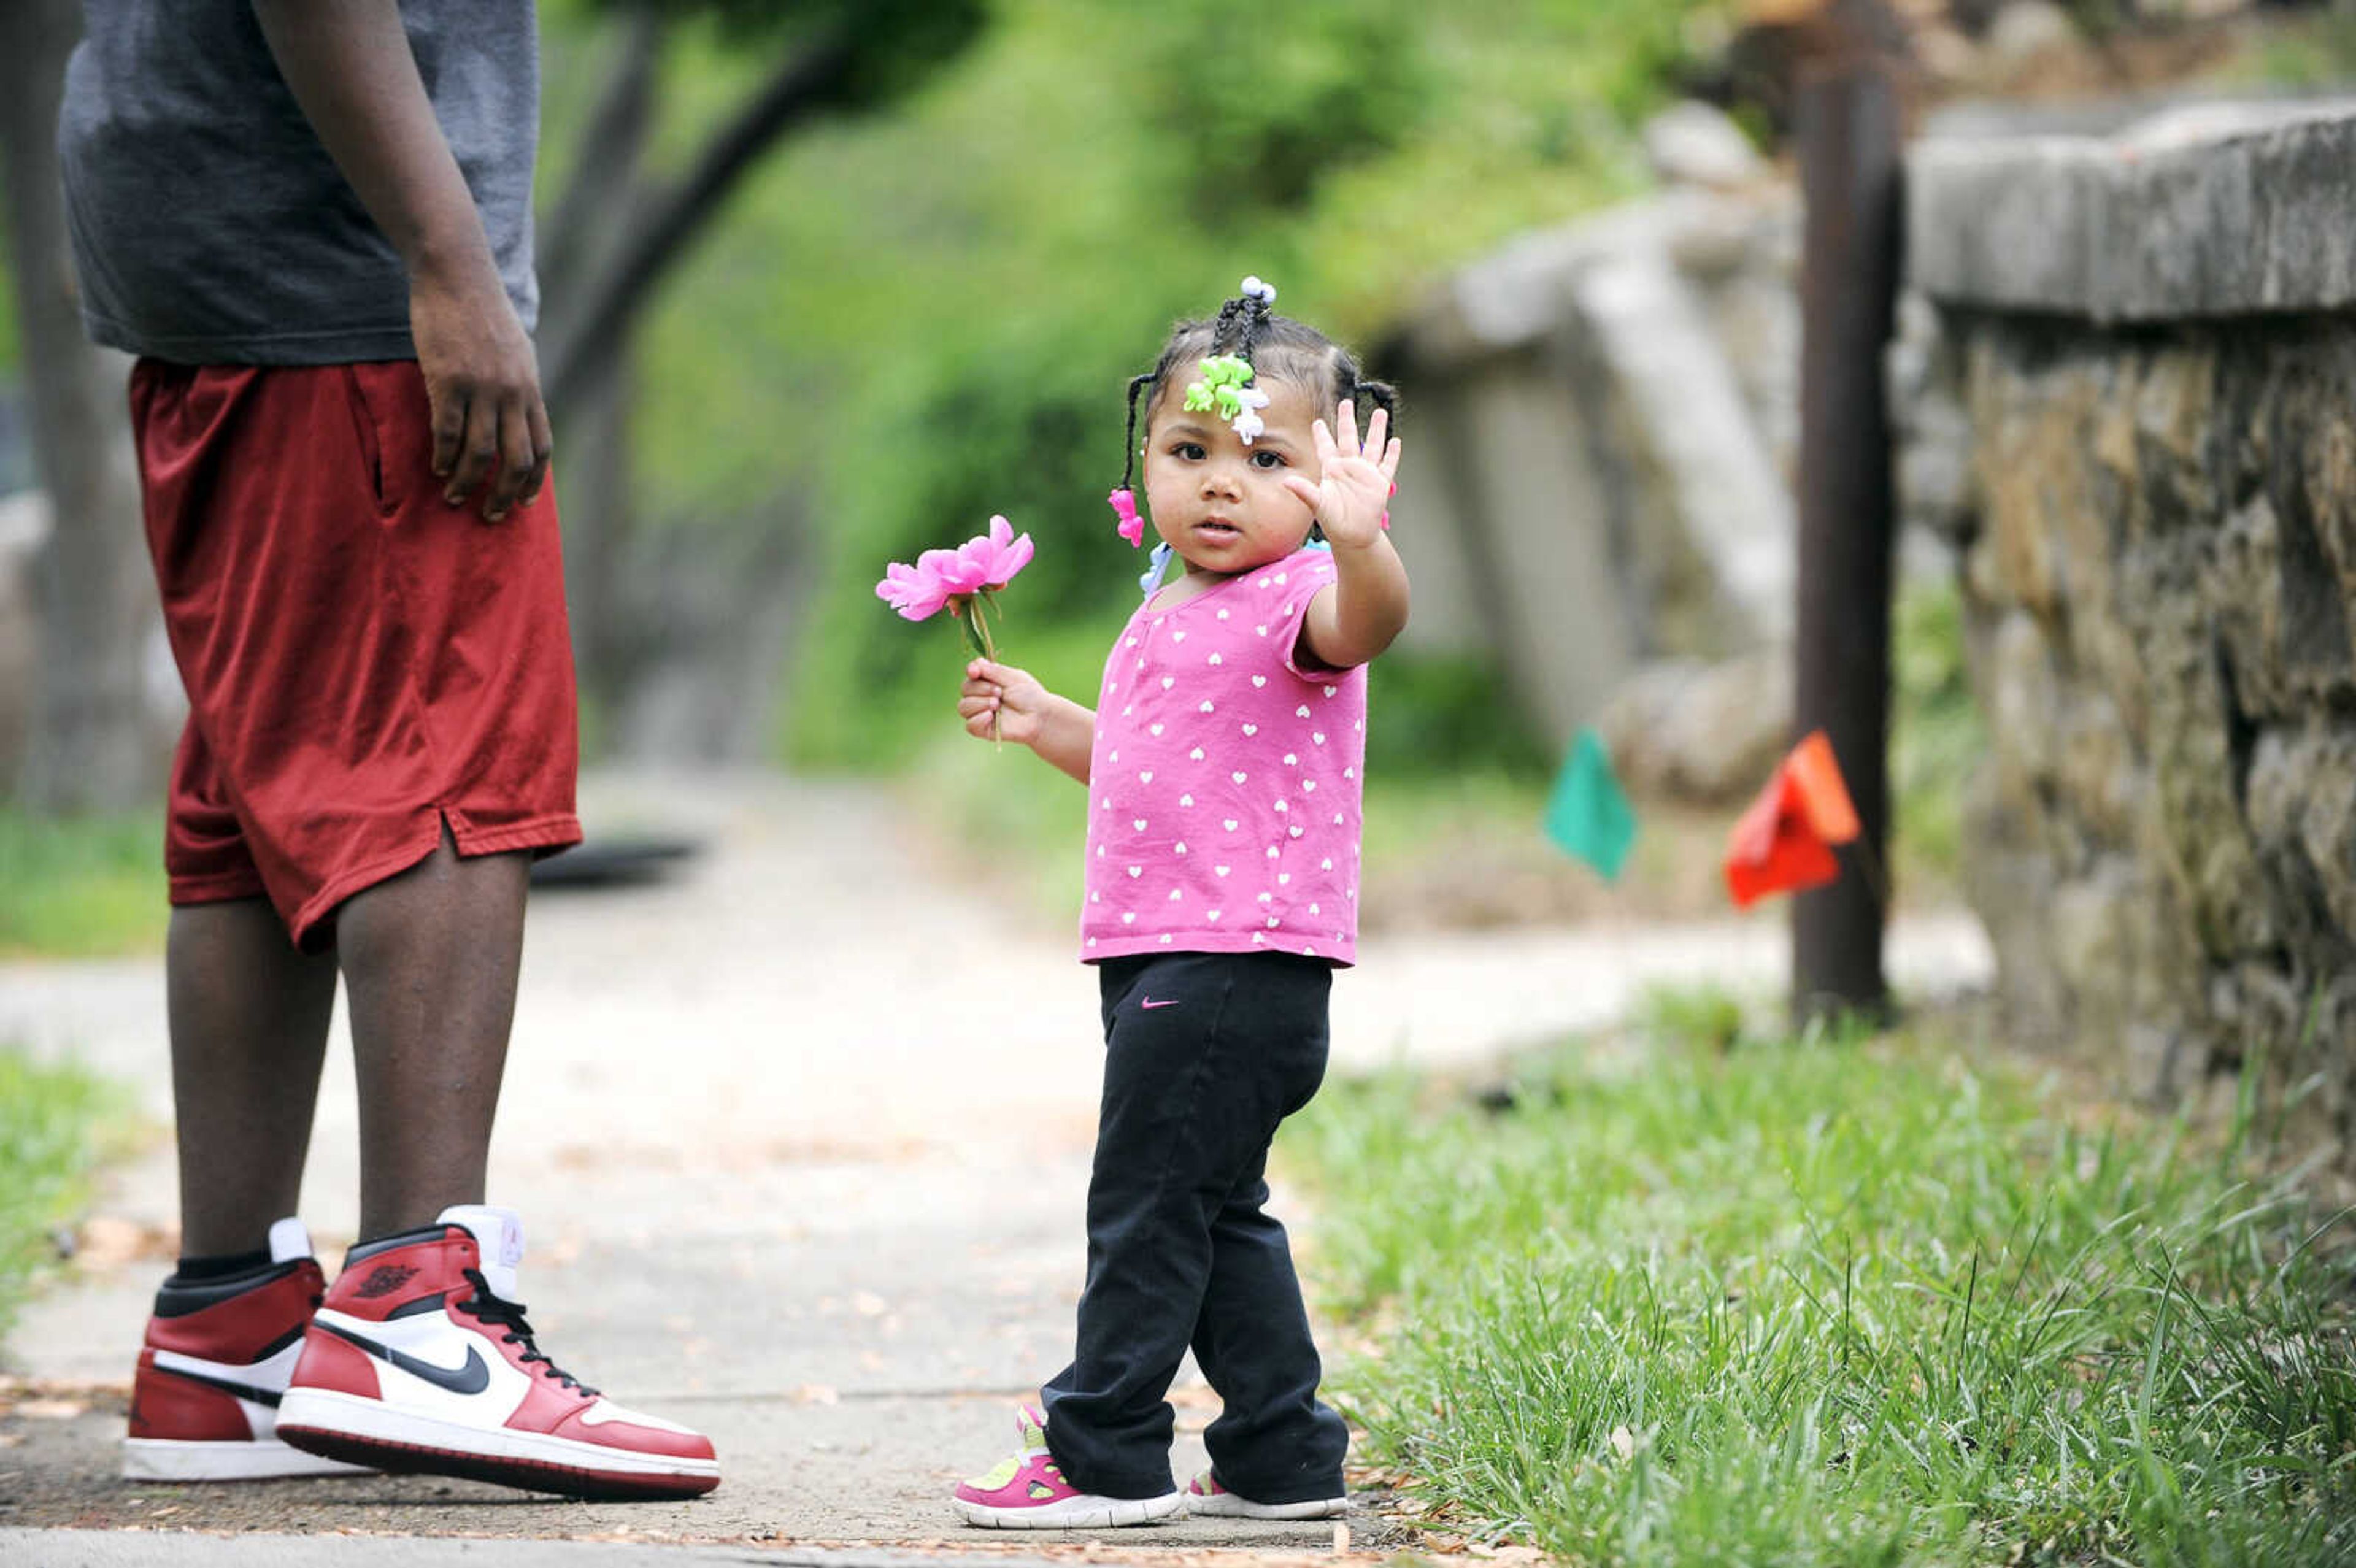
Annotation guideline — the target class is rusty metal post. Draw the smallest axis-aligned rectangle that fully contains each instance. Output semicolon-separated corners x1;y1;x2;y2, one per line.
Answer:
1792;50;1902;1022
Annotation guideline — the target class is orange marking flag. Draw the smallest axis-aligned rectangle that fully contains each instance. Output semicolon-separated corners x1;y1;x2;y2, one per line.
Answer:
1723;730;1862;909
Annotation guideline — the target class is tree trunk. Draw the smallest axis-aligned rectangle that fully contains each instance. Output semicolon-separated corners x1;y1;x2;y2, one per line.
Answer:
1790;46;1901;1023
0;0;161;811
535;10;658;722
535;12;857;739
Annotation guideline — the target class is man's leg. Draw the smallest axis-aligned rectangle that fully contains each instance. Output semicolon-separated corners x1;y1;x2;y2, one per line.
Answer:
167;899;337;1258
278;826;721;1499
335;826;529;1239
125;894;364;1482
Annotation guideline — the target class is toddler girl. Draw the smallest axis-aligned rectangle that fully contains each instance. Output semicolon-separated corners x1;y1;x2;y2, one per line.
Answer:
949;278;1407;1529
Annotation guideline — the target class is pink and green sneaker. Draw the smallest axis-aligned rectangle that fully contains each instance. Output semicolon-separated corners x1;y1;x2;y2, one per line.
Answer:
951;1404;1183;1529
1186;1469;1349;1520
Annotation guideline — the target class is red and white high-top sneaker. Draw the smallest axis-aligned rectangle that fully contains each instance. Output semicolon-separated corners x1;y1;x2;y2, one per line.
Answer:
275;1205;718;1499
123;1217;371;1480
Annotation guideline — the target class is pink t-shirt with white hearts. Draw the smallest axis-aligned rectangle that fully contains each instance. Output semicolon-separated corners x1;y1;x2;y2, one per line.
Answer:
1080;546;1367;966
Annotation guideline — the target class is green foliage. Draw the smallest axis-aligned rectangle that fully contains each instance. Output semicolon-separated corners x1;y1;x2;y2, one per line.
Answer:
0;1047;129;1340
560;0;1720;769
1365;651;1552;780
0;808;167;957
2244;3;2356;90
1130;0;1430;217
1287;1000;2356;1564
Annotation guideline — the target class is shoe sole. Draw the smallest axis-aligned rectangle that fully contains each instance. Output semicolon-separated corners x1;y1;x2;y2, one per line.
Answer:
953;1489;1184;1529
1189;1493;1350;1520
276;1389;718;1501
122;1436;373;1482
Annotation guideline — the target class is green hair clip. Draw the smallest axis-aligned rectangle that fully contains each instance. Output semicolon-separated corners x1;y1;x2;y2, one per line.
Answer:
1180;355;1272;442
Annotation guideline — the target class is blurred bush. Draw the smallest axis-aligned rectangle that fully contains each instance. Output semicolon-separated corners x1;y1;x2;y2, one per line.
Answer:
550;0;1719;774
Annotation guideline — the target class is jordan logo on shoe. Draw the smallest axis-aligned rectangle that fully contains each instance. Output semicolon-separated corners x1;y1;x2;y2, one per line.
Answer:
1141;996;1181;1010
314;1321;491;1394
353;1264;420;1299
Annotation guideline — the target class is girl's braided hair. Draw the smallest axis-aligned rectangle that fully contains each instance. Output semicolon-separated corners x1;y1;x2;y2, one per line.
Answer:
1118;285;1398;494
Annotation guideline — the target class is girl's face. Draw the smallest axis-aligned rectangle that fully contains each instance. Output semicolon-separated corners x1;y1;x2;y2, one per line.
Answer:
1139;375;1324;578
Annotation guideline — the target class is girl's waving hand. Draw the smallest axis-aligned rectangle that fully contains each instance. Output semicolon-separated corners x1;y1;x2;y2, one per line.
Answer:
1291;399;1409;670
1280;399;1399;551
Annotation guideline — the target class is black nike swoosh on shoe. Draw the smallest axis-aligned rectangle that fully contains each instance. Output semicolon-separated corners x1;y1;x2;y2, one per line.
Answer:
155;1364;284;1409
314;1320;491;1395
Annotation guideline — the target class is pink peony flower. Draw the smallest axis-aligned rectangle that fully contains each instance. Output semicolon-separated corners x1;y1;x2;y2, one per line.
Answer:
877;512;1031;642
919;544;990;599
880;513;1035;744
955;514;1033;589
876;558;952;621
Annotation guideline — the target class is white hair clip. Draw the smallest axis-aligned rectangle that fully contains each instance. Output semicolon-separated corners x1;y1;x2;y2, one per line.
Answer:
1241;275;1277;306
1231;385;1271;444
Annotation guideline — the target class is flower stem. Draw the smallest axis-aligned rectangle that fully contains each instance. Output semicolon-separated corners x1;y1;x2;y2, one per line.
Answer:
967;593;1002;746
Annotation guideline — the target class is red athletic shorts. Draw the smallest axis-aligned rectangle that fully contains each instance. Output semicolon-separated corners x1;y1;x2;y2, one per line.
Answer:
133;359;582;950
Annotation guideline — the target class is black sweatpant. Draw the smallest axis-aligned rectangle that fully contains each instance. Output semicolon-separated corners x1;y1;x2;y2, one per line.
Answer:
1039;950;1350;1504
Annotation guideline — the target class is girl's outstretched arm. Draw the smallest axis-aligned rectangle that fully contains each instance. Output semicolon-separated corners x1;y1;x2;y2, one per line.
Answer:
1288;401;1409;669
961;659;1096;783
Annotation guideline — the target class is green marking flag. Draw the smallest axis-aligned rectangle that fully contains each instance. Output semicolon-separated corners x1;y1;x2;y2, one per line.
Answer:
1545;726;1637;882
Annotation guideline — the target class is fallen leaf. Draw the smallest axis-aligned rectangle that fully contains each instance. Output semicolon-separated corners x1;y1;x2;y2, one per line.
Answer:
1608;1425;1636;1461
71;1216;177;1270
18;1399;88;1420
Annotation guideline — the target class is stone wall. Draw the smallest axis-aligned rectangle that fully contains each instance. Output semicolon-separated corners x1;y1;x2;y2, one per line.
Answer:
1903;100;2356;1164
1382;107;1800;762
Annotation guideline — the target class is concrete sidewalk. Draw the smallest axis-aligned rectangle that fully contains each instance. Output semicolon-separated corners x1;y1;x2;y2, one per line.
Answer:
0;771;1992;1556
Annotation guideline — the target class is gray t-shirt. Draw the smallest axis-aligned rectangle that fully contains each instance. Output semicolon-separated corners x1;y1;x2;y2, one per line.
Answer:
59;0;540;365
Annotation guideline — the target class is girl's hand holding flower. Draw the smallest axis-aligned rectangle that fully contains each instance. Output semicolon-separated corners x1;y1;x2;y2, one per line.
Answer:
957;658;1052;747
1280;399;1399;551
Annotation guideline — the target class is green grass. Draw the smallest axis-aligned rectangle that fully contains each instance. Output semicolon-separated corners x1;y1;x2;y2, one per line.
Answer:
1287;994;2356;1565
0;808;169;958
0;1047;132;1341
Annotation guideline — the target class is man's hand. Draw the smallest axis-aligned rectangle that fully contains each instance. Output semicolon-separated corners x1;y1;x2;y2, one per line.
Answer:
250;0;549;521
410;263;551;521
